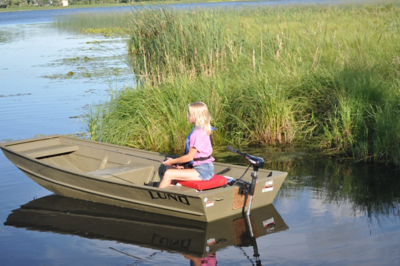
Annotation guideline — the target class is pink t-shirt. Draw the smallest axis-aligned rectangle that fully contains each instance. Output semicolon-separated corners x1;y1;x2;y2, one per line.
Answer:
189;128;215;166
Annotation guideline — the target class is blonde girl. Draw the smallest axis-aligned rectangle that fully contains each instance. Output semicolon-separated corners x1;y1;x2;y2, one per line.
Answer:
159;102;215;188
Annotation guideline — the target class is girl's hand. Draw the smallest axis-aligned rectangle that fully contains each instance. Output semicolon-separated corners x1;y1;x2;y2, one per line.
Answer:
162;157;174;166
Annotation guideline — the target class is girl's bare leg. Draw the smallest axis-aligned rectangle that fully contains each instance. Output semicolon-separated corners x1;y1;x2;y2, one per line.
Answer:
159;169;202;188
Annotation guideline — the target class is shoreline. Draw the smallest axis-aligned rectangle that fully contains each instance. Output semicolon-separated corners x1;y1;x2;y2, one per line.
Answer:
0;0;257;12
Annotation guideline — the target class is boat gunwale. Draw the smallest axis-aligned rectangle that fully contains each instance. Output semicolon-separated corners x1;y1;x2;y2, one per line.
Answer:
1;145;206;197
1;135;288;221
1;135;283;194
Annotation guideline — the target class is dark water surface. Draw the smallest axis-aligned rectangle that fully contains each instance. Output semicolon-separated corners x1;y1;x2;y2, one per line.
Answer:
1;3;400;266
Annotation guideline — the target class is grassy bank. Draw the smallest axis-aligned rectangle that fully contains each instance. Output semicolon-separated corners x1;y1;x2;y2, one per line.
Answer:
58;3;400;165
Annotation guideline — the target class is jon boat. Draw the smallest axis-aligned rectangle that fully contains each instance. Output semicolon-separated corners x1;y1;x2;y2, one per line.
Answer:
0;135;287;222
5;195;288;258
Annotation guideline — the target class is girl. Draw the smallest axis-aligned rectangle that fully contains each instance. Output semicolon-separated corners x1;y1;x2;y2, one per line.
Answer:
159;102;215;188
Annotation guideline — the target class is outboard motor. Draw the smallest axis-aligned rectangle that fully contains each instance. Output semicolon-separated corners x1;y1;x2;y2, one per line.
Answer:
226;146;265;216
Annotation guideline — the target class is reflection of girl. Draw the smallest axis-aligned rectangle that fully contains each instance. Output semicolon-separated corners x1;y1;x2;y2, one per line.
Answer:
159;102;215;188
184;253;217;266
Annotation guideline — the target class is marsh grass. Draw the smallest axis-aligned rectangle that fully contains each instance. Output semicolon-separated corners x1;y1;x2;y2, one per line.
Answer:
72;3;400;164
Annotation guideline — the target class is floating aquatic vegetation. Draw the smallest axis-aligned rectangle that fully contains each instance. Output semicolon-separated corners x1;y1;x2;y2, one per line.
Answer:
0;30;12;43
0;93;32;97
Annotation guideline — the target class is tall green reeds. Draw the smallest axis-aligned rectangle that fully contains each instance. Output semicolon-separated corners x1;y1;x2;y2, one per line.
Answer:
77;3;400;164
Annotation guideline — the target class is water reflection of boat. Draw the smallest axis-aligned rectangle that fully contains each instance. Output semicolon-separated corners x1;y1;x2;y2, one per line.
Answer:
4;195;288;258
0;135;287;221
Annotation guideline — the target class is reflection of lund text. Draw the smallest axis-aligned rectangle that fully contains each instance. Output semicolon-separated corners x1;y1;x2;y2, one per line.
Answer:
148;191;190;205
151;233;191;251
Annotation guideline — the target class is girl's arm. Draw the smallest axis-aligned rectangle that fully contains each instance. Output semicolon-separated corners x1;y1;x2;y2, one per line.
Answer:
163;148;197;166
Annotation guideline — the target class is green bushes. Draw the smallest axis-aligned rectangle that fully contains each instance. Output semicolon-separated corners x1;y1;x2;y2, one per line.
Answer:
82;3;400;164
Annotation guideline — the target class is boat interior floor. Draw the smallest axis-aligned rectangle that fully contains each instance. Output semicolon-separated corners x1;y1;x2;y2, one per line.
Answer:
11;138;228;191
16;140;161;187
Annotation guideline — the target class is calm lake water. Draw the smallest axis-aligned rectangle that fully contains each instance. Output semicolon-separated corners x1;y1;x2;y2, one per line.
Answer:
1;3;400;266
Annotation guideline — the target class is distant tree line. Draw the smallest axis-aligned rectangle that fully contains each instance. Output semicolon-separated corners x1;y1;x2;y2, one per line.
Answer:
0;0;149;8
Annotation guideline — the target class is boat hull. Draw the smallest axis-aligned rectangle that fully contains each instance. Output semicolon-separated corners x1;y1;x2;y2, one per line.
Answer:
1;135;287;222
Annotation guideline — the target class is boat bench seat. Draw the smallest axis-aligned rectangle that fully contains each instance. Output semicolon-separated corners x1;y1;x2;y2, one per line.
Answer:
23;145;79;158
178;175;228;191
86;164;154;184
